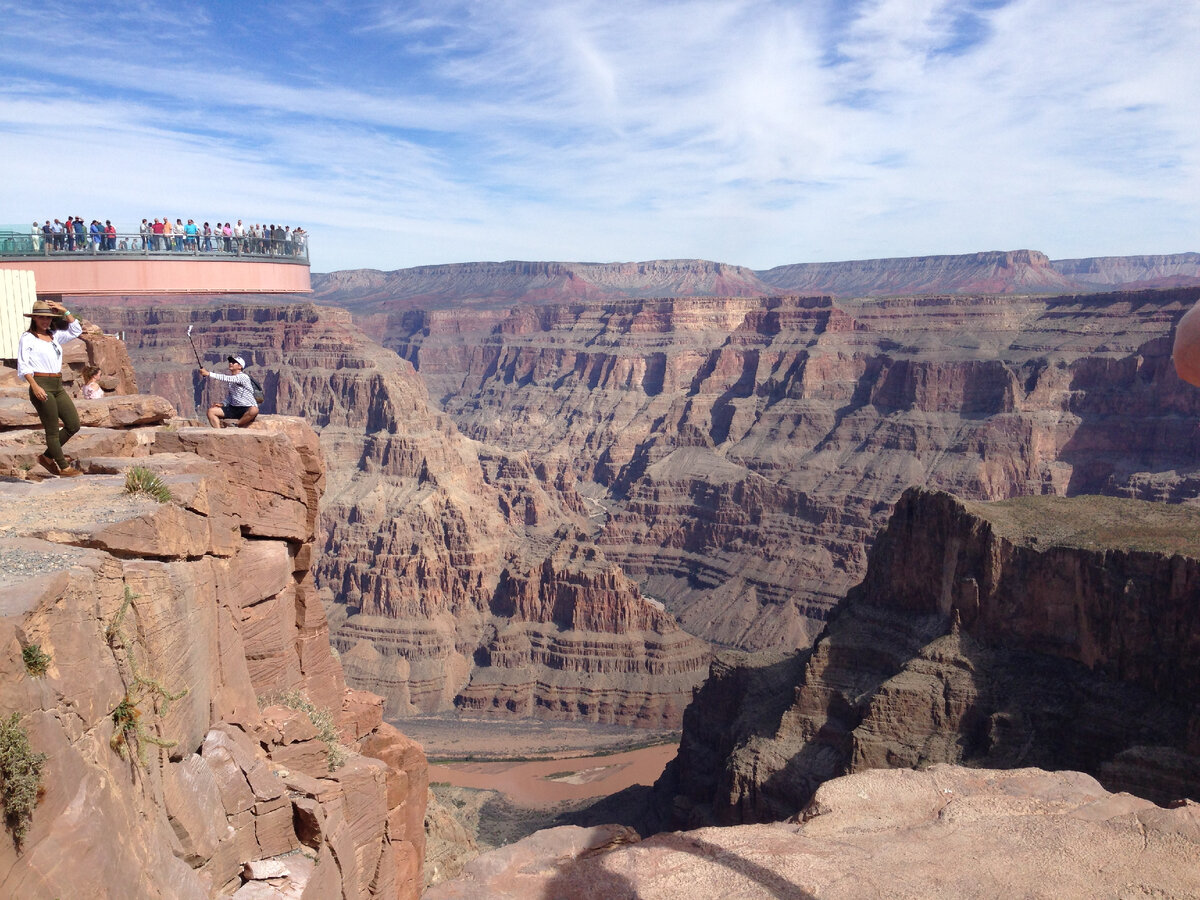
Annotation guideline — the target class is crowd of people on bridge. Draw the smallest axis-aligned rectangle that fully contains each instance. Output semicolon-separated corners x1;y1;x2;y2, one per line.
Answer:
29;217;307;257
32;217;119;251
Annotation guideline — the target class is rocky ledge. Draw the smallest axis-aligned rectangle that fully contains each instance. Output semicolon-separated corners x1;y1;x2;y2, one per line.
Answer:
0;371;427;899
426;766;1200;899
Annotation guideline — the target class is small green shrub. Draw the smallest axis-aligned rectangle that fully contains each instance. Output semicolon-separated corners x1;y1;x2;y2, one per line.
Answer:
22;644;50;678
268;690;348;771
0;713;47;848
124;467;172;503
105;587;188;767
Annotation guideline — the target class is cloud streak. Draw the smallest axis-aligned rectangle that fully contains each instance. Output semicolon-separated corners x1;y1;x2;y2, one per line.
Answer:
1;0;1197;271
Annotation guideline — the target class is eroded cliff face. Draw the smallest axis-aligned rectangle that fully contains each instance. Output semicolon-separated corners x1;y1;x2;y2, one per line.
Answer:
655;489;1200;829
0;354;426;897
364;287;1200;652
77;304;711;727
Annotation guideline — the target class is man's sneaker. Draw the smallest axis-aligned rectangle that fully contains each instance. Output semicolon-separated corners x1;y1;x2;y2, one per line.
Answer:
57;466;81;478
36;454;60;476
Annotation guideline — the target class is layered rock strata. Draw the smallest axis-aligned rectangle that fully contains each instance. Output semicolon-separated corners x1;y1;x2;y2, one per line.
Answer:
366;287;1200;651
655;489;1200;830
426;766;1200;900
0;394;426;898
76;303;711;726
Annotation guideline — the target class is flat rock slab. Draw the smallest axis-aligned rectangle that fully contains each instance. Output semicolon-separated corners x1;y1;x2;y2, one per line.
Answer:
426;766;1200;900
0;477;160;537
0;393;174;429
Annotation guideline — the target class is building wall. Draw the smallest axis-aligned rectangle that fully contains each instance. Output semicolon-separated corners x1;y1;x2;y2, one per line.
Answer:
0;269;35;359
0;258;310;295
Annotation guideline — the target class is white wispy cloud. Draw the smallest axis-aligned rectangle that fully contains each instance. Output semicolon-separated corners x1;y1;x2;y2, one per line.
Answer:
0;0;1197;271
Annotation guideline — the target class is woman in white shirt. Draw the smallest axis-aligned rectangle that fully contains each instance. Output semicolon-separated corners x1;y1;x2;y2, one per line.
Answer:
18;299;83;477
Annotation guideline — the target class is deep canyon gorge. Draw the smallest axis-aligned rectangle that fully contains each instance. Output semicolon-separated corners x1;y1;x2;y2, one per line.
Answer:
3;248;1199;896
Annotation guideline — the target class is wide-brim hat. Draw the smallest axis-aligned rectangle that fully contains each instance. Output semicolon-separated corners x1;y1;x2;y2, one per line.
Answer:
23;300;59;318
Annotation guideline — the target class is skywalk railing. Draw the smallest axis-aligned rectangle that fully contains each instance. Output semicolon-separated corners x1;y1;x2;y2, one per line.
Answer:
0;230;310;263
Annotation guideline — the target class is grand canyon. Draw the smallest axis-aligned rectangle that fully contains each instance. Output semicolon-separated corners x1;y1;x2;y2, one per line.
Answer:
3;248;1199;897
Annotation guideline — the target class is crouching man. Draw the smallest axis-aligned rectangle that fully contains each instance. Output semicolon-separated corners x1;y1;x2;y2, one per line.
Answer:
200;355;259;428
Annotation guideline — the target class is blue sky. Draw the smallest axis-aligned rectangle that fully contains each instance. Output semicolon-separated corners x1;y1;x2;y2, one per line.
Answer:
2;0;1197;273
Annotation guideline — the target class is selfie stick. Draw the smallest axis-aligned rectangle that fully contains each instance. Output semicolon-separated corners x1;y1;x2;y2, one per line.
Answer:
186;324;204;368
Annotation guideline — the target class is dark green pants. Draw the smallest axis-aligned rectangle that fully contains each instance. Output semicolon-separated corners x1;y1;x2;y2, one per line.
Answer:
30;375;79;469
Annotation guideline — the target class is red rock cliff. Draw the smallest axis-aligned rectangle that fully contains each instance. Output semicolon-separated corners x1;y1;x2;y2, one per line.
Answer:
0;367;427;898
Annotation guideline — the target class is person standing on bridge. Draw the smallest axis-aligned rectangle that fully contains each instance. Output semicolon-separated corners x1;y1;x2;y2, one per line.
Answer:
19;299;83;477
199;355;258;428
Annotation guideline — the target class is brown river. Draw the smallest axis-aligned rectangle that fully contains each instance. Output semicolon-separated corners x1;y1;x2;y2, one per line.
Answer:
428;742;678;808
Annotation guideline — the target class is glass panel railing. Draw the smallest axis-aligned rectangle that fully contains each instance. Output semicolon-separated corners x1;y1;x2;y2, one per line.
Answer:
0;229;310;262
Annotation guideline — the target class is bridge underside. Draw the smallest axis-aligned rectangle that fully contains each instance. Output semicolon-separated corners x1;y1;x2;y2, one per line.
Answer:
0;257;310;295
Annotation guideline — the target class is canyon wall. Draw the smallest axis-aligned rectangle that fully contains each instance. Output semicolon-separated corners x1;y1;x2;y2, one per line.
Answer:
366;287;1200;651
78;285;1200;717
654;488;1200;829
75;304;711;727
0;352;426;898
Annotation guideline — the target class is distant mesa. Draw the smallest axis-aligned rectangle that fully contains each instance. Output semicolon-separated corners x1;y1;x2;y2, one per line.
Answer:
306;250;1200;312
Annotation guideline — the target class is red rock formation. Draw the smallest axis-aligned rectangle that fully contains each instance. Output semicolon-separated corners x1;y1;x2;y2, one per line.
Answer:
655;489;1200;830
75;303;712;727
0;400;426;898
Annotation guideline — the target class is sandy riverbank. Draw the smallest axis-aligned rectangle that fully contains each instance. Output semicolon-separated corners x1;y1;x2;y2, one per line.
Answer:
429;742;678;807
394;713;678;761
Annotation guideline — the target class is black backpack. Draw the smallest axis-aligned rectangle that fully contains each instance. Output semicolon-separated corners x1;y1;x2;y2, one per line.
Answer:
248;374;265;405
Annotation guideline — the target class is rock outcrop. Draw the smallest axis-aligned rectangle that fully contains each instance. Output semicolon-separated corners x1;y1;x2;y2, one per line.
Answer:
426;766;1200;899
75;303;711;727
0;373;426;897
655;489;1200;830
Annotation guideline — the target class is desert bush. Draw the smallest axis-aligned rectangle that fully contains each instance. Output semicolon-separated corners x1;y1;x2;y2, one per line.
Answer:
123;466;172;503
0;713;47;848
267;690;348;771
21;643;50;678
105;587;188;767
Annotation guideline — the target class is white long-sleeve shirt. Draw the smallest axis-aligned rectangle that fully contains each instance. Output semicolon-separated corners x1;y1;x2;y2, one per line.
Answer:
17;321;83;377
208;370;257;407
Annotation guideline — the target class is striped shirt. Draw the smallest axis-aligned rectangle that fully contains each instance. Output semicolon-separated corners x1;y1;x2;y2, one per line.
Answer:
208;371;257;407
